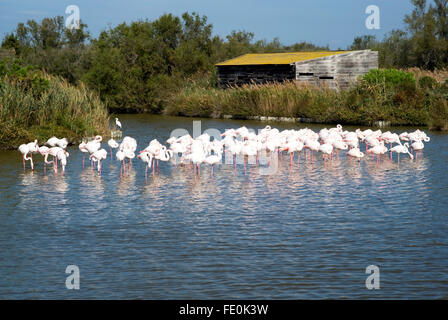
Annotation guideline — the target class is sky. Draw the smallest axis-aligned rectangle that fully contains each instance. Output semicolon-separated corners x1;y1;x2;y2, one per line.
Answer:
0;0;415;49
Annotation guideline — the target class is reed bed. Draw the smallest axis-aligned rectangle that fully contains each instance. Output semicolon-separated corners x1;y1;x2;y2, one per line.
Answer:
166;79;447;128
406;68;448;83
0;74;110;149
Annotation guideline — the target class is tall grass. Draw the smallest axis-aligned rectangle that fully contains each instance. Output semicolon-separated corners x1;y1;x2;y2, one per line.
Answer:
406;68;448;83
166;70;448;129
0;73;110;149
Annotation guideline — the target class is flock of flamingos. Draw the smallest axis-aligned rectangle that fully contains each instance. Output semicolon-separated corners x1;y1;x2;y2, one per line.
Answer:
17;120;430;178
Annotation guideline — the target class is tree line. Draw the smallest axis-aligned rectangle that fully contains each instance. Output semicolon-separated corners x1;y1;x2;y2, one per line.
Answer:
351;0;448;70
1;0;447;113
1;12;329;112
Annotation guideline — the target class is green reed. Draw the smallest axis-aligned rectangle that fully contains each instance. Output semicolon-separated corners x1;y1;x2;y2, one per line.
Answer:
0;73;110;149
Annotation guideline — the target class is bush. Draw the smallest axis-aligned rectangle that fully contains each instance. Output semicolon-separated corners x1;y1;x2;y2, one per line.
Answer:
428;97;448;130
166;68;448;129
0;59;110;149
362;68;416;90
418;76;438;90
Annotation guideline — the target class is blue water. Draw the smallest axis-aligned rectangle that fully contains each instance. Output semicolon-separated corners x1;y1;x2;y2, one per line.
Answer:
0;115;447;299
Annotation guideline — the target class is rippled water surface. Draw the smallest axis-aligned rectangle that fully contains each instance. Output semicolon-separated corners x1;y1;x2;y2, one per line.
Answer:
0;115;447;299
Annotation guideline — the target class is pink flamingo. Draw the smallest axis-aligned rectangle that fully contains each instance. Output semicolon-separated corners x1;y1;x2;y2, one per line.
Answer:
107;139;119;160
79;142;89;168
90;149;107;174
18;140;38;170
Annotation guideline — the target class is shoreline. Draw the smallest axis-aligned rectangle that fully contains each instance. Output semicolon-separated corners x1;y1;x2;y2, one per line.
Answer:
221;114;392;128
1;113;440;151
0;114;436;151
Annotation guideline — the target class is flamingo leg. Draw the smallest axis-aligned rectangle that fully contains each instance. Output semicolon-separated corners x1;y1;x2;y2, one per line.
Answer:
234;155;237;175
244;157;246;176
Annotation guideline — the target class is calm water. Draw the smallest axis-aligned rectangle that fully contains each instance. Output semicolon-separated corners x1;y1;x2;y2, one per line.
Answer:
0;114;447;299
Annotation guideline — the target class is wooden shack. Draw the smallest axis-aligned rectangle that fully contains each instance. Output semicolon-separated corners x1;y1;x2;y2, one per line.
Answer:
216;50;378;89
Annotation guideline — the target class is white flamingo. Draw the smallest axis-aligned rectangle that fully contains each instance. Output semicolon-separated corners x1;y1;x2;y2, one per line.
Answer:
347;148;365;162
390;143;414;162
79;141;89;168
367;142;388;163
319;143;333;161
116;150;126;175
56;149;69;173
137;151;153;179
108;139;119;159
90;149;108;174
18;140;38;170
410;136;429;158
204;153;222;178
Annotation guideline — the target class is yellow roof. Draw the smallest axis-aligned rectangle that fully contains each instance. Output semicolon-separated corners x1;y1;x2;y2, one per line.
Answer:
216;51;350;66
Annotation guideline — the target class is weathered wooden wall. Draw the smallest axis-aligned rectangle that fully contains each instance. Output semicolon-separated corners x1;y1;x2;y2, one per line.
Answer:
217;64;295;87
216;50;378;89
295;50;378;89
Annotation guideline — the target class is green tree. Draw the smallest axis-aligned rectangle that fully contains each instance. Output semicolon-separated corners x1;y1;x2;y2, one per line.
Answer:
1;33;21;55
5;16;91;82
379;30;412;68
175;12;214;75
349;35;378;50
